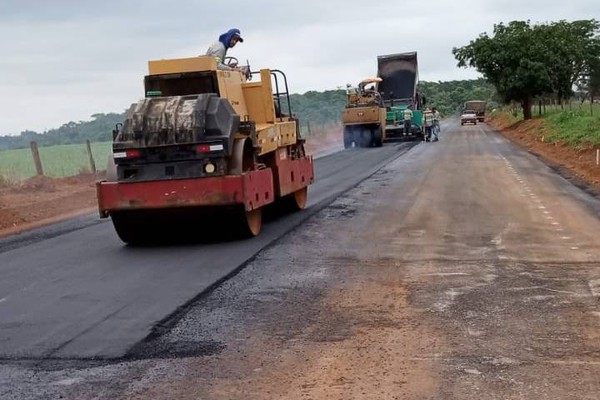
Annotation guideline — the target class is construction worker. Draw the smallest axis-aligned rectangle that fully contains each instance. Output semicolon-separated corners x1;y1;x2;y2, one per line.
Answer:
206;28;244;71
403;105;413;136
432;107;441;140
423;108;435;141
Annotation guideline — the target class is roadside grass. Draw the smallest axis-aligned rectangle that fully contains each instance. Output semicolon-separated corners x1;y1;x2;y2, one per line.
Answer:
544;104;600;147
0;142;112;181
0;172;14;188
491;103;600;148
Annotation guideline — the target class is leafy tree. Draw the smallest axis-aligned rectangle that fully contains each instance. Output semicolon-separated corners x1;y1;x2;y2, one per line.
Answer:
453;20;600;119
540;20;600;104
575;56;600;104
583;56;600;102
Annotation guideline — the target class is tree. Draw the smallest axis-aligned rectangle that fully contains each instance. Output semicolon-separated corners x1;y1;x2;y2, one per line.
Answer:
576;56;600;103
540;20;600;105
453;20;600;119
585;57;600;103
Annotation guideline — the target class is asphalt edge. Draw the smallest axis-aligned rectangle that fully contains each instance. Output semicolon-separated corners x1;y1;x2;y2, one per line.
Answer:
125;142;419;361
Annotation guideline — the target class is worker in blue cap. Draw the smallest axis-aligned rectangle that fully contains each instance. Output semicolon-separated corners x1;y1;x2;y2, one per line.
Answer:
206;28;244;71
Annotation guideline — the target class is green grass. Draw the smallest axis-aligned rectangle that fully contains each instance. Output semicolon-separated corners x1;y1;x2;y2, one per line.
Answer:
543;103;600;147
0;142;112;181
493;103;600;148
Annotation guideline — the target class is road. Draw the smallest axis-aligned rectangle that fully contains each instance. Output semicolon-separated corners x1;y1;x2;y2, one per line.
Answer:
2;119;600;399
0;143;413;360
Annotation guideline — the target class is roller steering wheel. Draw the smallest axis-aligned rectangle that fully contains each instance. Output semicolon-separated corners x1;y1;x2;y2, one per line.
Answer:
223;56;239;67
224;57;252;80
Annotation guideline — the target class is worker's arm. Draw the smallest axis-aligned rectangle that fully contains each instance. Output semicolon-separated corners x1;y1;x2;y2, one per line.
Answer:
205;42;235;71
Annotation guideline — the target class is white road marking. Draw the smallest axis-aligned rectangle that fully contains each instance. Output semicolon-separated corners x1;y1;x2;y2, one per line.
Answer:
433;288;462;312
465;368;483;375
507;286;546;291
545;360;600;366
588;280;600;298
524;295;556;302
0;297;7;304
53;378;83;386
544;288;579;295
467;328;485;337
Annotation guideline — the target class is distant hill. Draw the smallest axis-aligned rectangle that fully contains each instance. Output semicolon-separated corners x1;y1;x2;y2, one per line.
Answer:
0;113;124;151
0;79;498;150
289;90;347;129
420;78;500;116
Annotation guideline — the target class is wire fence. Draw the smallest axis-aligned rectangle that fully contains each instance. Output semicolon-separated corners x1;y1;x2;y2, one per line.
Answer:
0;141;112;183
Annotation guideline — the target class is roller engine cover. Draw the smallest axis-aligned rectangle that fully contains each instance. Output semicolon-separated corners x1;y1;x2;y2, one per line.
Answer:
112;94;240;182
115;93;239;156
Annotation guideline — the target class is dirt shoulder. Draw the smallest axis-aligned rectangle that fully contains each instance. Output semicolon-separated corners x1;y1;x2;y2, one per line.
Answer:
488;113;600;194
0;173;101;238
0;130;343;238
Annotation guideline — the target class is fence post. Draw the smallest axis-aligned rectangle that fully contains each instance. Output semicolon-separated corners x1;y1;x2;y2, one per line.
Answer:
30;141;44;176
307;121;312;137
85;140;97;173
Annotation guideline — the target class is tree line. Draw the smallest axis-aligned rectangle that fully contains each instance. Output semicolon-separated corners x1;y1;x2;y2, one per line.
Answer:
0;79;498;151
0;113;124;151
419;79;500;116
453;19;600;119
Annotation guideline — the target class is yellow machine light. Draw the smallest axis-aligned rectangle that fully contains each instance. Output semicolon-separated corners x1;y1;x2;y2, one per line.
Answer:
205;163;216;174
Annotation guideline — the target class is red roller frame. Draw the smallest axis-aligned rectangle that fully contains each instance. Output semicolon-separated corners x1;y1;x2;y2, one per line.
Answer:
96;168;274;217
273;155;314;197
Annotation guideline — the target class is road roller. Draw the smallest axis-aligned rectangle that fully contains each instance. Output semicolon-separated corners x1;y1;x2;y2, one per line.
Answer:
96;56;314;244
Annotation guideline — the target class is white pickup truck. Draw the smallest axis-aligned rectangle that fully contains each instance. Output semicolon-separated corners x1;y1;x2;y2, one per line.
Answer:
460;110;478;125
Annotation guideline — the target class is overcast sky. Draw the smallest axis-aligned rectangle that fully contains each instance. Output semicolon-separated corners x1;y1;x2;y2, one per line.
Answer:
0;0;598;135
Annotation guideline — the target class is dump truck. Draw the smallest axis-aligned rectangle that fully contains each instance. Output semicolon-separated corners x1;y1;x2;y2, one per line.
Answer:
377;52;425;141
464;100;487;122
96;56;314;244
341;77;387;148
